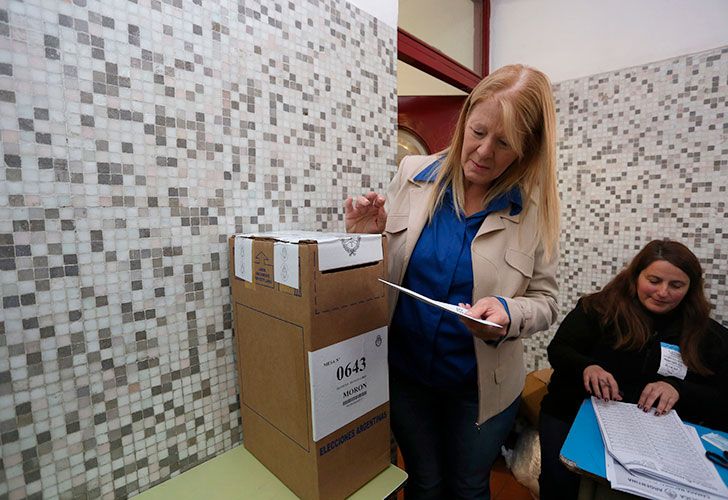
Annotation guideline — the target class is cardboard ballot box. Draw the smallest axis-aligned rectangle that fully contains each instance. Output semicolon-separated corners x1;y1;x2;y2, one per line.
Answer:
228;231;390;500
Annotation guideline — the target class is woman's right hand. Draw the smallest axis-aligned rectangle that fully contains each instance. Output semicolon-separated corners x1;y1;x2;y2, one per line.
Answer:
583;365;623;401
344;193;387;234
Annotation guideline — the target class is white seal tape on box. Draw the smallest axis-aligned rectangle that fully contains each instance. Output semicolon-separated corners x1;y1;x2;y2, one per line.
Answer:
317;234;382;272
308;326;389;442
273;241;299;289
233;236;253;282
240;231;382;273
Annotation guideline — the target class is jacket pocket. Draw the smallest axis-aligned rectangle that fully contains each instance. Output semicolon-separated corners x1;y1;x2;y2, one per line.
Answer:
384;214;408;235
504;248;534;279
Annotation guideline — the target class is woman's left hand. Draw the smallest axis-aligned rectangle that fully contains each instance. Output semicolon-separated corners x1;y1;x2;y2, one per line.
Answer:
459;297;510;342
638;381;680;416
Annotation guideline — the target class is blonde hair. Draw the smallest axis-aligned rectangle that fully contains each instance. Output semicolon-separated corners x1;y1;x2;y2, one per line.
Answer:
426;64;560;258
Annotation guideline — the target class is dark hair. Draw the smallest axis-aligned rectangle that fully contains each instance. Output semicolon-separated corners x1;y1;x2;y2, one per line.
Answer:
582;239;712;375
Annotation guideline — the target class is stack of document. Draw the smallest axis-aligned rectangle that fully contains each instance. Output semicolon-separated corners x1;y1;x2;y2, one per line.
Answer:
592;398;728;499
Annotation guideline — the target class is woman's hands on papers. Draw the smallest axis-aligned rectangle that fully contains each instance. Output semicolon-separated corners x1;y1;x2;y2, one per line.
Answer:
344;193;387;234
583;365;623;402
583;367;679;415
459;298;510;342
638;381;679;416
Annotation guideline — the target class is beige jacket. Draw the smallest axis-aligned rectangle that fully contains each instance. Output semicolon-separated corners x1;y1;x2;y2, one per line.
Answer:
384;154;559;424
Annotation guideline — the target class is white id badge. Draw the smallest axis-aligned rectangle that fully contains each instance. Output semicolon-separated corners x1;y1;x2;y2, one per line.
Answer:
657;342;688;380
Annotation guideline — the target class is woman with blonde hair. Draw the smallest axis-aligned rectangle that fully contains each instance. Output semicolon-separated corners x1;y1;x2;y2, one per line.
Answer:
345;64;560;499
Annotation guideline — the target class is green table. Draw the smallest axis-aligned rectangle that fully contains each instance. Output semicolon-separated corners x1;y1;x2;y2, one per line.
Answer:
134;445;407;499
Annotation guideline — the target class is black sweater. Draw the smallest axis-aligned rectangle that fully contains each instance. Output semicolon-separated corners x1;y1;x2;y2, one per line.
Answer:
541;299;728;431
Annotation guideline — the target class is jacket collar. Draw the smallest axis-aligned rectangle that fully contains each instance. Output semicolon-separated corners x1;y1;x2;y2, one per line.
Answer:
411;157;442;183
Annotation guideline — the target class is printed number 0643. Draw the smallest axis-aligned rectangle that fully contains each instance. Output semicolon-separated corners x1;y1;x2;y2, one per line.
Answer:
336;357;366;380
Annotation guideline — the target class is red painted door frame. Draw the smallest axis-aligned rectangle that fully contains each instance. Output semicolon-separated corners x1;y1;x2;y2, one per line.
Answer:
397;0;490;92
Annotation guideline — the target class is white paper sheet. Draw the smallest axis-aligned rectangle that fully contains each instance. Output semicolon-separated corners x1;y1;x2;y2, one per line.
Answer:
233;235;253;282
308;327;388;442
273;242;299;289
378;279;503;328
592;398;728;497
240;231;382;272
605;426;728;499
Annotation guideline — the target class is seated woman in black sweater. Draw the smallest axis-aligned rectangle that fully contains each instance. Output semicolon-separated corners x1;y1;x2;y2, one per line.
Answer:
539;239;728;500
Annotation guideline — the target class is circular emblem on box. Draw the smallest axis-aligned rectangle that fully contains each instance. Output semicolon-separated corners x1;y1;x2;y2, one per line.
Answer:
341;236;361;256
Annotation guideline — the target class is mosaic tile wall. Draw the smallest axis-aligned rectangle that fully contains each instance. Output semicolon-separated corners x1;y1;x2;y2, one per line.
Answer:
524;45;728;371
0;0;397;497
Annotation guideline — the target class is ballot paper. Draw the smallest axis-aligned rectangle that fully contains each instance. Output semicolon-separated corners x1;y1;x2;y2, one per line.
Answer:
378;279;503;328
592;398;728;498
